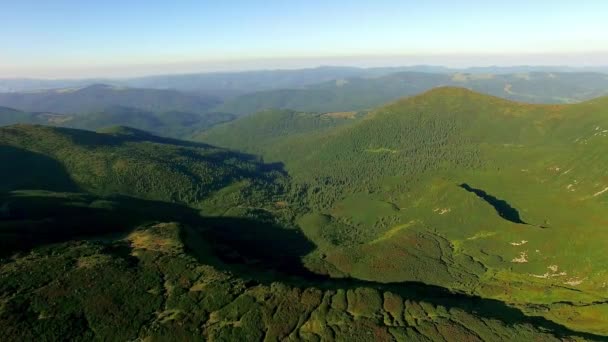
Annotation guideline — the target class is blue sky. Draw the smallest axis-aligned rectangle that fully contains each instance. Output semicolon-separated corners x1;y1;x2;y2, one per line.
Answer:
2;0;607;77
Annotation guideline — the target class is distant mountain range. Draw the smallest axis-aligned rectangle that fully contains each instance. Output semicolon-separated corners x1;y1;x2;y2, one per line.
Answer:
0;84;233;138
0;84;220;113
218;71;608;115
0;66;399;95
2;65;607;94
2;67;608;141
0;105;234;139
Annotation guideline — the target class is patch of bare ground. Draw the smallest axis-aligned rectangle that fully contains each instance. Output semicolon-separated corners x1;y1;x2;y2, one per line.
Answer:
322;111;357;119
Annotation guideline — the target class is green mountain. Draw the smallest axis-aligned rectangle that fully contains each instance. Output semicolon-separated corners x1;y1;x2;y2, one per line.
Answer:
201;87;608;336
218;71;608;115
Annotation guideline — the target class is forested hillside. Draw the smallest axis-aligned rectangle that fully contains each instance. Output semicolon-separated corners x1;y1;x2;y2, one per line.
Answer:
0;124;283;206
196;109;360;155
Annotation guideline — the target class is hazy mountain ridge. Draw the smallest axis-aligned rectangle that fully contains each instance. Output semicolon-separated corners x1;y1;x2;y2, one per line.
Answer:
219;71;608;115
2;65;606;93
0;84;220;114
0;105;235;139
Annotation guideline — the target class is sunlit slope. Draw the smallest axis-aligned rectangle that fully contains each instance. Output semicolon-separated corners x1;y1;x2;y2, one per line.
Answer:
202;87;608;334
0;125;283;206
197;108;360;155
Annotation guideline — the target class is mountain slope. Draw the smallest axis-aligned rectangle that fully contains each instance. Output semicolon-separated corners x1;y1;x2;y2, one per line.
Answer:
196;109;360;155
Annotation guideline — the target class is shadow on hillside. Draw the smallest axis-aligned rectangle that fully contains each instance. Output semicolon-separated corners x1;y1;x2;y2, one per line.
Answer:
95;126;288;173
0;191;603;340
460;183;528;225
52;124;288;178
0;191;202;258
187;215;317;278
60;123;217;150
178;148;287;178
0;146;80;193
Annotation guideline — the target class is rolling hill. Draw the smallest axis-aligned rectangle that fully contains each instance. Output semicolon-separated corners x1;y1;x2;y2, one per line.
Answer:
218;71;608;115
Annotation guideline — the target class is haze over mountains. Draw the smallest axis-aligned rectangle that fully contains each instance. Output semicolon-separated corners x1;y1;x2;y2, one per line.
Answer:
3;66;608;340
0;84;233;138
2;65;608;93
219;71;608;115
0;84;220;113
2;66;608;140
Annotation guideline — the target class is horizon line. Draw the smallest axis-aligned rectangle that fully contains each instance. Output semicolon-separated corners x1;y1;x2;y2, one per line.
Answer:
2;63;608;81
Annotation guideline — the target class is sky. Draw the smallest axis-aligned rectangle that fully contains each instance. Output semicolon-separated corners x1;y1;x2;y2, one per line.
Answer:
1;0;607;78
